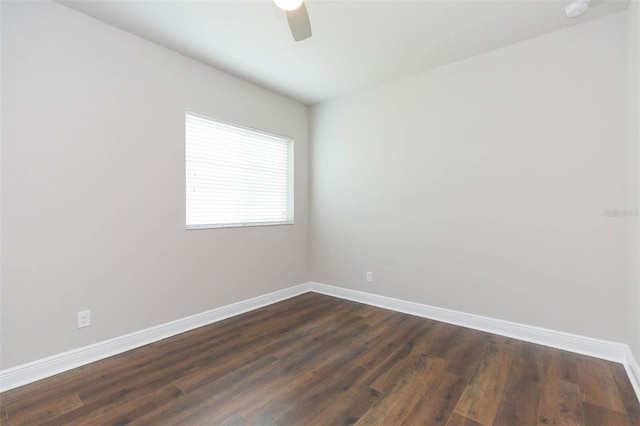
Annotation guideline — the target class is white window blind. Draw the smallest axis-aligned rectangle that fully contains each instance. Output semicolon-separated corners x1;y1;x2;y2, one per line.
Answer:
186;112;294;229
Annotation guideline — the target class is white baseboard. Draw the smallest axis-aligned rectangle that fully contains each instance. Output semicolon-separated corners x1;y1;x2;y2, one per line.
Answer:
0;283;309;392
310;281;640;402
310;282;630;363
3;280;639;404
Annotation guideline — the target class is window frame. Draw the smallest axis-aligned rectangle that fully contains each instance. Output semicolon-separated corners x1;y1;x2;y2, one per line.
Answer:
185;111;295;230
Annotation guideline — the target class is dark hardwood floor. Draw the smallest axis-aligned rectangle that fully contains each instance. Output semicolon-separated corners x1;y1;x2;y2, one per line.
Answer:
2;292;639;425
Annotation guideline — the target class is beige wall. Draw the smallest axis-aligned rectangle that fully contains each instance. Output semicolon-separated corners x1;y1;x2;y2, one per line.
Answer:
0;1;309;369
311;12;631;343
2;1;638;371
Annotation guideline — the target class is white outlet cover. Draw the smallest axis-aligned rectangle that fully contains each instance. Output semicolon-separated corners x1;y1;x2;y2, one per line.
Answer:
77;310;91;328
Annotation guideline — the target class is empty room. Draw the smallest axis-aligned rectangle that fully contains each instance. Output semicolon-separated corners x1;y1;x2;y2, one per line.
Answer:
1;0;640;424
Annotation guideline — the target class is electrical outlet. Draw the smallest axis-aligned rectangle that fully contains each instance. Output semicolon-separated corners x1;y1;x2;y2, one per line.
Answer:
77;310;91;328
366;271;373;282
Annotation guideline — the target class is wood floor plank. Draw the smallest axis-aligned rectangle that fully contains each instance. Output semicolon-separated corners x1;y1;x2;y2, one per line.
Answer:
538;379;583;426
446;413;484;426
219;413;250;426
37;360;196;425
355;354;448;425
2;293;639;426
284;300;367;339
0;345;156;407
273;322;370;377
582;401;630;426
38;385;182;426
544;347;580;384
80;385;183;426
131;355;284;424
77;356;199;406
443;329;491;381
402;370;467;425
326;312;421;371
224;368;320;424
610;362;640;423
537;345;586;426
309;384;381;426
62;333;230;406
3;393;83;426
493;342;544;426
241;363;369;425
187;324;300;371
352;314;430;371
355;306;400;327
361;341;416;393
577;355;626;413
174;331;301;392
421;322;468;358
201;293;340;337
557;380;585;425
454;341;516;425
311;343;370;379
538;345;580;426
155;376;286;425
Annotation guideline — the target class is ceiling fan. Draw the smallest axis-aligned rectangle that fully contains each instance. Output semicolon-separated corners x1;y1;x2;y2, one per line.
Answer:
274;0;312;42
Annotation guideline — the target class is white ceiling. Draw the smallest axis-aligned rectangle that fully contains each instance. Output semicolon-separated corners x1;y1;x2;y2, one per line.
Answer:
58;0;630;105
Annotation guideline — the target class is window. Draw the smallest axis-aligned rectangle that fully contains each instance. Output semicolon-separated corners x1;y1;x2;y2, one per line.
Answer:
185;112;294;229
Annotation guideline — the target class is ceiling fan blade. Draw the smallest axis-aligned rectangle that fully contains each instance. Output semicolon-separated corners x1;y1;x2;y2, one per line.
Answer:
286;2;312;41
